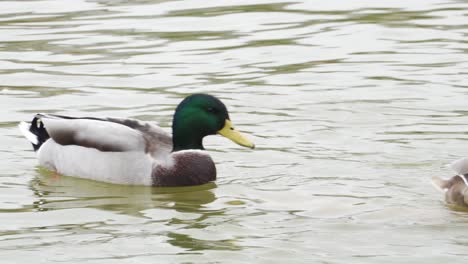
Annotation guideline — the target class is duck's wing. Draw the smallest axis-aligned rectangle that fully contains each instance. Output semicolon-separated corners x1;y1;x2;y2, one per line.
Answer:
38;114;172;154
39;114;145;152
104;116;173;158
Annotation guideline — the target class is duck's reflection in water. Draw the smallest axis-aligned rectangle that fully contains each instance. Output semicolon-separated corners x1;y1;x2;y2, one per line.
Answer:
30;168;241;252
30;167;217;215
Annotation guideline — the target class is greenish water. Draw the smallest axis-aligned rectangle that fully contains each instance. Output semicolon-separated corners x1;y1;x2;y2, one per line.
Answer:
1;0;468;263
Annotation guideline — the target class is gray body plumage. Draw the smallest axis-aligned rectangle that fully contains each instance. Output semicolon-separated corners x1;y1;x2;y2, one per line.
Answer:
19;114;216;186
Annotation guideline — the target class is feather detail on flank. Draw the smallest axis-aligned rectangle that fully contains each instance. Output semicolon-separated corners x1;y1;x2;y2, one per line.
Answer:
18;122;38;145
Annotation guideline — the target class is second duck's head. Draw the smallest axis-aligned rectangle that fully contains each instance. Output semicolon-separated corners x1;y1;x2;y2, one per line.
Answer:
172;94;254;151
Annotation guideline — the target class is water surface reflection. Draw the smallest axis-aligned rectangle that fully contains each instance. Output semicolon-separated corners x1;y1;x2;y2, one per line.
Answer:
1;0;468;263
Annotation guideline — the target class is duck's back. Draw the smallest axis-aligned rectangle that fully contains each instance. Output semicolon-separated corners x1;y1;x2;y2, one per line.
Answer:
20;114;174;185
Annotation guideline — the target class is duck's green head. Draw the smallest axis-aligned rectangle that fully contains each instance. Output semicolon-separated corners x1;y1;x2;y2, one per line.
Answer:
172;94;254;151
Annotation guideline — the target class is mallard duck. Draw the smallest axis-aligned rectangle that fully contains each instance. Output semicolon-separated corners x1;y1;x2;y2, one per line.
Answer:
432;158;468;207
18;94;254;186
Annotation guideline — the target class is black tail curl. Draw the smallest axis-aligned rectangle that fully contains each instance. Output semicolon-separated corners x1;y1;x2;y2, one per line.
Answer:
30;115;50;151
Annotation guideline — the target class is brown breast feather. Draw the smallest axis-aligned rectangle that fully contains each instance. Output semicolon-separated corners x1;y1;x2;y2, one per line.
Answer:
152;151;216;187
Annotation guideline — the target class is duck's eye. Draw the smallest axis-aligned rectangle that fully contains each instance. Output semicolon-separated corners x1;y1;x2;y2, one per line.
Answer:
207;107;217;113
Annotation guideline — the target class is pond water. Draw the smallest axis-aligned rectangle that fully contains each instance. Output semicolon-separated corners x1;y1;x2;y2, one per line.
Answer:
1;0;468;263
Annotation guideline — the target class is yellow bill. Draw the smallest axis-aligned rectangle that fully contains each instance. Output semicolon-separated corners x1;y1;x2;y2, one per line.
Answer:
217;119;255;149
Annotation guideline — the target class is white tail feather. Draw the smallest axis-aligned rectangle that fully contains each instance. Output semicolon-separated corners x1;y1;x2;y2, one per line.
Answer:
18;122;38;145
